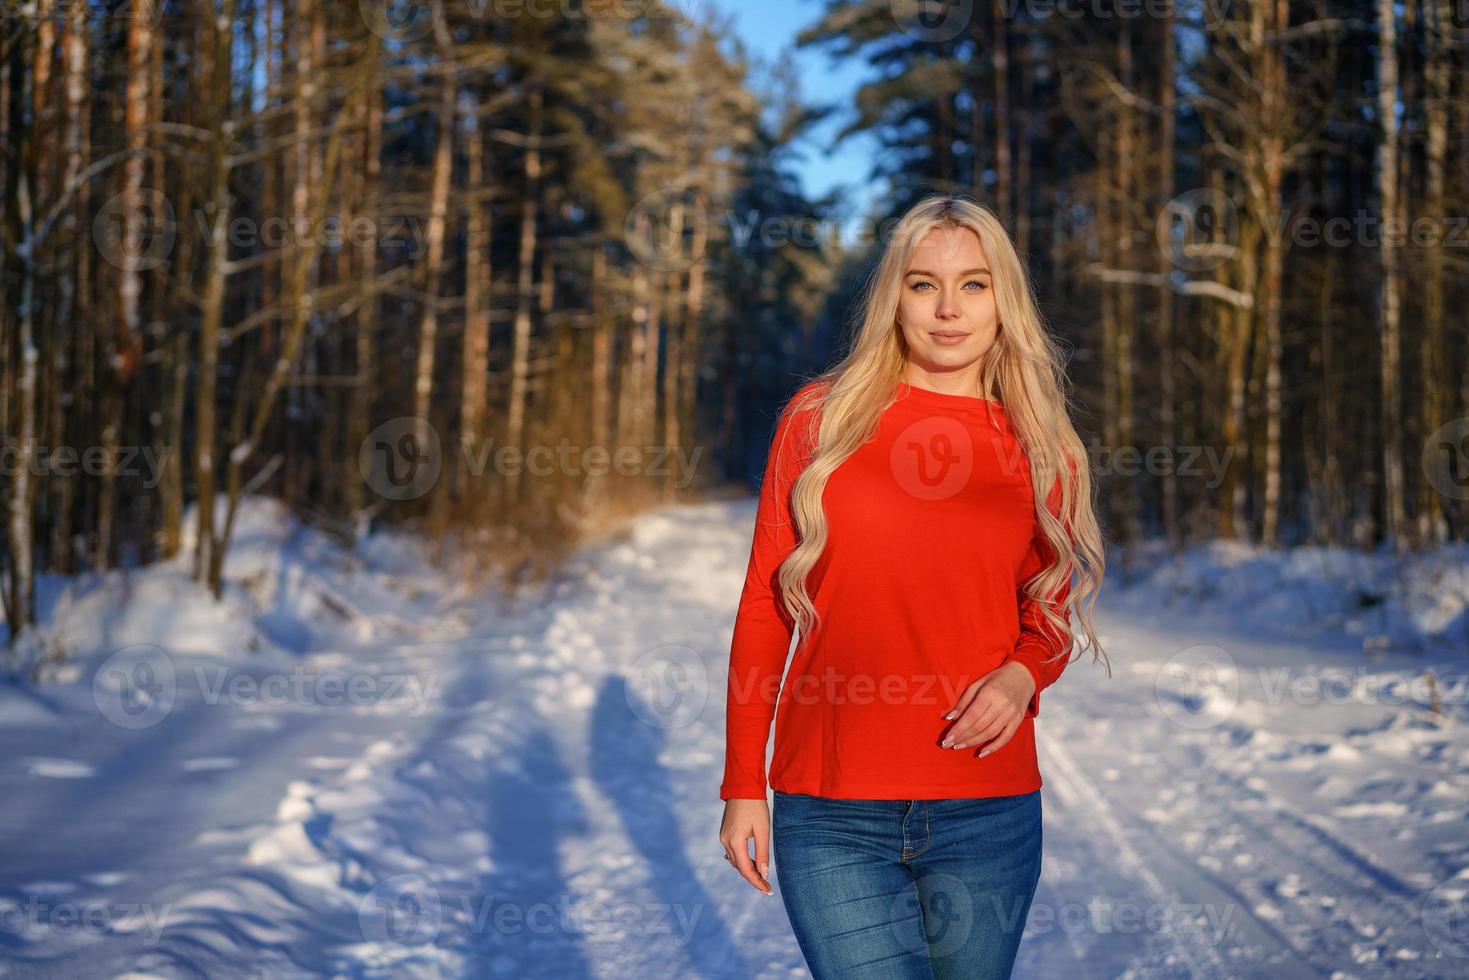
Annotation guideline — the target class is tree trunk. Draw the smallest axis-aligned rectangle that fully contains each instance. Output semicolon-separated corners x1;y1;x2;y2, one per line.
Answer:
193;0;238;586
414;58;455;513
1114;26;1138;551
662;268;682;501
618;264;649;463
1218;205;1259;542
460;97;492;501
991;0;1010;221
100;0;153;570
50;0;87;573
1376;0;1405;552
585;242;612;509
506;86;543;503
1257;0;1287;545
1156;2;1179;548
1418;0;1449;545
346;33;382;544
7;172;38;641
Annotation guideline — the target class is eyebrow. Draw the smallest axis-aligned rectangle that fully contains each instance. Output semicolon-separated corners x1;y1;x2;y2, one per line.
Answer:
905;268;990;277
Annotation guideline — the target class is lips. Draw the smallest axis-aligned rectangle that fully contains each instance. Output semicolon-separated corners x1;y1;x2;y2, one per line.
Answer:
929;331;969;339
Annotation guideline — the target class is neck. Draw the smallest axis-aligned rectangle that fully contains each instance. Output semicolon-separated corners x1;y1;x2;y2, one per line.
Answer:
901;365;987;400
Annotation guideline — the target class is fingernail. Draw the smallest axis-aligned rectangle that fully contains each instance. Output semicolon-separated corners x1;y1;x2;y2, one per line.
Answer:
760;863;769;880
944;710;957;720
978;749;989;757
941;739;952;748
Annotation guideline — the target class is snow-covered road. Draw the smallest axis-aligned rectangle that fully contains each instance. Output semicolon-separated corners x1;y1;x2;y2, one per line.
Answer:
1;497;1465;978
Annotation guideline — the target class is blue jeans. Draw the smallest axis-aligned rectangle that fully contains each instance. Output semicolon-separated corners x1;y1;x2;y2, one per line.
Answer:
772;789;1042;980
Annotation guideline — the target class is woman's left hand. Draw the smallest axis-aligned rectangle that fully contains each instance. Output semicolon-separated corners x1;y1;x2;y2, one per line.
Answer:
938;662;1036;755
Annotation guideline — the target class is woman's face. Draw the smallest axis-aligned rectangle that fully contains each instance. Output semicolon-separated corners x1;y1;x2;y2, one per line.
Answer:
896;225;1000;377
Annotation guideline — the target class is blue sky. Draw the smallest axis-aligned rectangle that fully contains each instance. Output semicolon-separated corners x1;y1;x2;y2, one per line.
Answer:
698;0;886;236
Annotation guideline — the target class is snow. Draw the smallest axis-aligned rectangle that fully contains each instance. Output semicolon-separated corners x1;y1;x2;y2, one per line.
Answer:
1;495;1466;977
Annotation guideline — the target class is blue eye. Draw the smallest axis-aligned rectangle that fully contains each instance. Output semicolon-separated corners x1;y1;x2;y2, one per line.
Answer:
910;280;987;291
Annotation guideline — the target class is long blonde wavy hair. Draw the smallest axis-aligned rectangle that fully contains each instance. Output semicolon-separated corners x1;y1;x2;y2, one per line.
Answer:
772;194;1107;676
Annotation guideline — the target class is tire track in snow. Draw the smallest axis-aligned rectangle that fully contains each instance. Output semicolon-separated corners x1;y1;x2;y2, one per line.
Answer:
1037;664;1442;976
1039;725;1238;980
1130;715;1438;973
1199;793;1436;975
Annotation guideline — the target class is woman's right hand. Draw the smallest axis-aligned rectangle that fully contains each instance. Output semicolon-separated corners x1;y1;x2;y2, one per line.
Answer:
720;799;774;896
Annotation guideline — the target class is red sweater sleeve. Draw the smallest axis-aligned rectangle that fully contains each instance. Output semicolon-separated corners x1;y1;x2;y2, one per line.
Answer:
1003;468;1075;719
719;386;819;800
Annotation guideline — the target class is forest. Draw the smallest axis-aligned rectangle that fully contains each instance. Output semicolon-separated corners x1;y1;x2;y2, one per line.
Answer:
3;0;1466;647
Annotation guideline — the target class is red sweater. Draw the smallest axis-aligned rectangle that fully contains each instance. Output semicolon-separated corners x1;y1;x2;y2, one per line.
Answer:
720;379;1074;801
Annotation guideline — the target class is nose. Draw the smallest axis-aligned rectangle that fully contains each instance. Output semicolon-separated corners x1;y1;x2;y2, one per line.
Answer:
935;293;960;320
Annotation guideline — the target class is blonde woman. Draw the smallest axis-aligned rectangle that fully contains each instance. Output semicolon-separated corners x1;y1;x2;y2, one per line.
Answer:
717;194;1106;979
